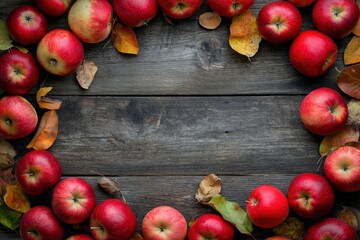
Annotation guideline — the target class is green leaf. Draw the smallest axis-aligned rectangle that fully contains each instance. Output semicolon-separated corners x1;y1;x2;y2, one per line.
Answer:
207;194;253;235
0;19;13;51
0;199;21;230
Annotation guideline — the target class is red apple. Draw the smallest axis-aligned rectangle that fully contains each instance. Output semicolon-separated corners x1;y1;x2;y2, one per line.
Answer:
113;0;158;27
36;29;84;76
265;237;292;240
289;30;338;77
246;185;289;229
15;150;62;196
257;1;302;44
35;0;72;17
157;0;203;19
142;205;188;240
52;177;96;224
66;234;95;240
0;48;39;94
286;0;316;8
187;213;234;240
68;0;113;43
305;218;358;240
20;205;65;240
287;173;335;219
324;146;360;192
207;0;254;17
90;198;137;240
0;95;38;139
312;0;360;39
6;5;47;45
299;87;348;136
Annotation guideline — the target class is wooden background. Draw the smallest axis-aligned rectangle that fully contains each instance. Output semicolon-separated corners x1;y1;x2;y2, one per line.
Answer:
1;0;359;239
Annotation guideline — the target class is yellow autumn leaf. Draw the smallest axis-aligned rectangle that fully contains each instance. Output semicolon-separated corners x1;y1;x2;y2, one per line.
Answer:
36;87;62;110
112;23;139;55
229;9;262;59
344;36;360;65
3;183;30;213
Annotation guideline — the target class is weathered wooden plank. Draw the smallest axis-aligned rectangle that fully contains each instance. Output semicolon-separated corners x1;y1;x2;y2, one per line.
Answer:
0;1;349;96
12;95;323;176
1;175;358;239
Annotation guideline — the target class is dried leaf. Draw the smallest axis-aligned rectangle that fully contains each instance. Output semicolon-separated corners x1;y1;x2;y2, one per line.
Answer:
26;110;58;150
337;64;360;99
98;177;120;194
0;199;21;230
130;233;144;240
0;138;16;159
0;154;13;171
334;206;360;231
272;217;305;240
195;174;222;204
352;1;360;36
3;183;30;213
207;194;253;235
0;19;13;51
112;23;139;55
344;36;360;65
163;12;174;26
36;87;62;110
319;125;360;157
13;46;28;54
76;60;98;90
348;99;360;126
199;12;222;30
229;9;262;59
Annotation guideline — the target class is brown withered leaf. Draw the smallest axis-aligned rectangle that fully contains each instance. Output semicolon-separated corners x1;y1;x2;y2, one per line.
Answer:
112;23;139;55
3;183;30;213
334;206;360;231
76;60;98;90
195;174;222;204
98;177;120;195
229;9;261;59
0;154;13;171
347;99;360;126
36;87;62;110
319;125;360;157
26;110;58;150
272;217;305;240
130;233;144;240
0;138;16;159
199;12;222;30
337;64;360;99
344;36;360;65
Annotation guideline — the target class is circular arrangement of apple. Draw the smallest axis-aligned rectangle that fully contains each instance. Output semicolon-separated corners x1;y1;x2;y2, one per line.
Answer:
0;0;360;239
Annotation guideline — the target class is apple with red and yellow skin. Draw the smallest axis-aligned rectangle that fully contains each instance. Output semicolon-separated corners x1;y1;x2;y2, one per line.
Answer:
35;0;72;17
90;199;137;240
257;1;302;44
299;87;348;136
246;185;289;229
287;173;335;219
66;234;94;240
52;177;96;225
286;0;316;8
157;0;203;19
312;0;360;39
36;29;84;76
113;0;158;27
207;0;254;17
20;206;65;240
142;205;188;240
68;0;113;43
6;5;47;45
15;150;62;196
0;95;38;139
187;213;234;240
289;30;338;77
305;218;358;240
324;146;360;192
265;237;292;240
0;48;39;94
